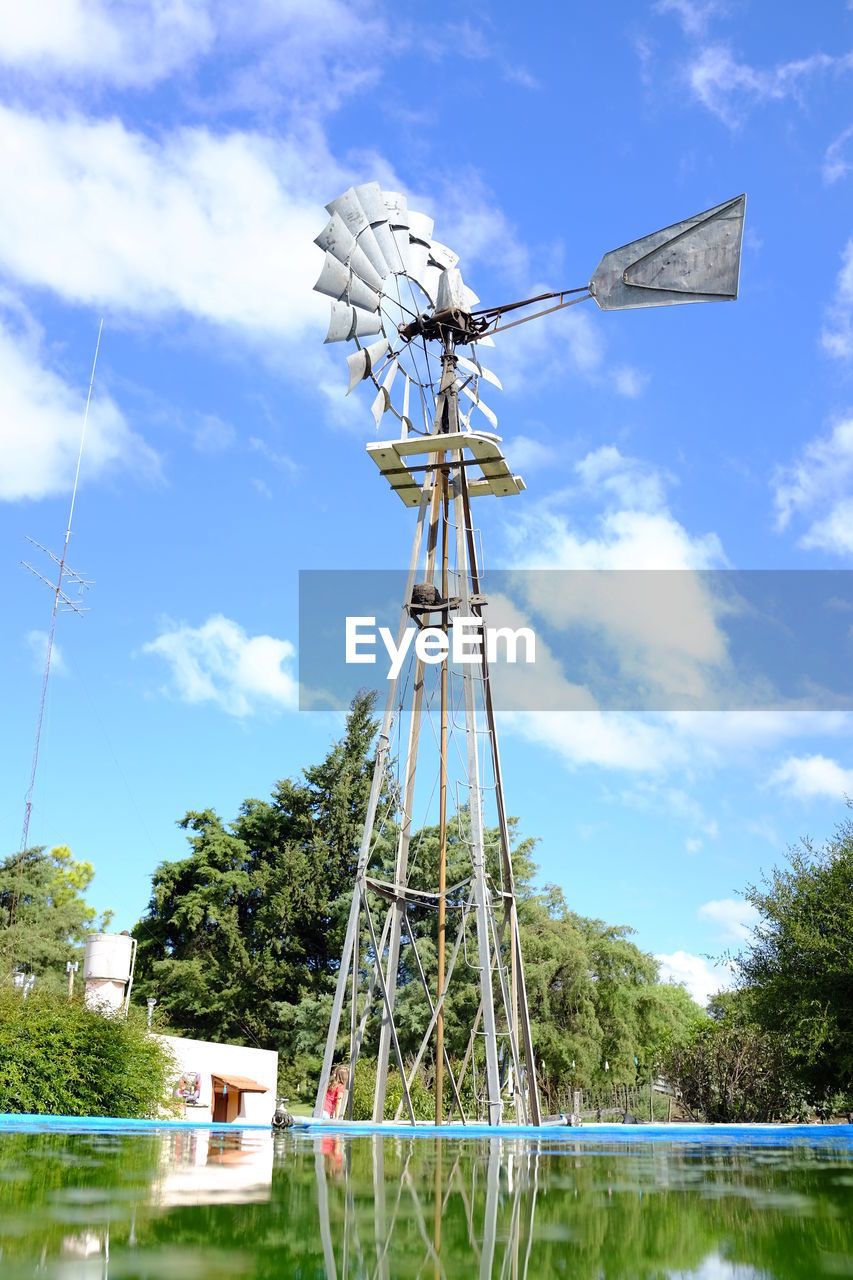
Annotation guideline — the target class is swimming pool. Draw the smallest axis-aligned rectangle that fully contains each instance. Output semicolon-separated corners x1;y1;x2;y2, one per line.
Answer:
1;1116;851;1277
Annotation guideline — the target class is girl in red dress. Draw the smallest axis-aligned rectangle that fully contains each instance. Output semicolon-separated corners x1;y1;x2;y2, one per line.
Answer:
322;1064;349;1119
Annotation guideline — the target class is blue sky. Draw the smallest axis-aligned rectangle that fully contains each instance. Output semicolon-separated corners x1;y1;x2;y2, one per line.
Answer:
3;0;853;1004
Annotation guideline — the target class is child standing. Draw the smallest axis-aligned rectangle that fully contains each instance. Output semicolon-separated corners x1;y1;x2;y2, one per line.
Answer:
322;1064;349;1119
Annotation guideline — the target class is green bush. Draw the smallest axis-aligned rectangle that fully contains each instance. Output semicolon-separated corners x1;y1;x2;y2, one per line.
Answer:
348;1058;433;1121
0;989;177;1118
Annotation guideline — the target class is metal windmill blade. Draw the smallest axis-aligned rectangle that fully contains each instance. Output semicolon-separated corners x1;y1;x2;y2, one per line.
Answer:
313;183;501;437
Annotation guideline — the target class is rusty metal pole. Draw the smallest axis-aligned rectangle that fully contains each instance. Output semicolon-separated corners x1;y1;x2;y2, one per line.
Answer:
435;471;449;1126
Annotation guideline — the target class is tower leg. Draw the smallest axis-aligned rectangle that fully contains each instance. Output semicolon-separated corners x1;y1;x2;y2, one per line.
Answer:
373;464;444;1121
460;468;542;1127
453;453;502;1125
313;492;430;1119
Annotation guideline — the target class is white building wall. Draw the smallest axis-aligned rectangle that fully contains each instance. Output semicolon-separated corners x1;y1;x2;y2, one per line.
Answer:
157;1034;278;1125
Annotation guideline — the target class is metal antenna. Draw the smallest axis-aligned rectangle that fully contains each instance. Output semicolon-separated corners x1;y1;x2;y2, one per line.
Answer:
18;319;103;857
312;184;745;1127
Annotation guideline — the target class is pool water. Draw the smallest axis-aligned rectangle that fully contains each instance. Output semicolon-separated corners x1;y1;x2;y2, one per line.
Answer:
0;1124;852;1278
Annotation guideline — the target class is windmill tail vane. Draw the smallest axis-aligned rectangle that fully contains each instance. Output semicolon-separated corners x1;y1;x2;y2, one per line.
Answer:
310;182;744;1129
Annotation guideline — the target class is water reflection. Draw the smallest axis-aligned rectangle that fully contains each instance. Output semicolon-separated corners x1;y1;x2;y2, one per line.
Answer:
311;1135;543;1280
154;1129;273;1206
0;1127;852;1278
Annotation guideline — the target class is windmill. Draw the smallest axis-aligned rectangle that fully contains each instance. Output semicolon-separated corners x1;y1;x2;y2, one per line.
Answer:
312;184;745;1127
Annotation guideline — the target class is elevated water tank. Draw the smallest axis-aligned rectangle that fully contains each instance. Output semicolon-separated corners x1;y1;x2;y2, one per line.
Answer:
83;932;137;1014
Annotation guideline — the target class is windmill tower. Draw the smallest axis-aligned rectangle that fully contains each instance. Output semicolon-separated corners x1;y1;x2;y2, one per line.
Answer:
311;184;746;1127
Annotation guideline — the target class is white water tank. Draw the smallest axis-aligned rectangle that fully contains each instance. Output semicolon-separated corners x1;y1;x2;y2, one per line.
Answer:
83;932;136;1014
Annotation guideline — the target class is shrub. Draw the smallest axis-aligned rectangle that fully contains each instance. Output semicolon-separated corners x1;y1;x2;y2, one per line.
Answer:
348;1058;433;1121
0;988;177;1118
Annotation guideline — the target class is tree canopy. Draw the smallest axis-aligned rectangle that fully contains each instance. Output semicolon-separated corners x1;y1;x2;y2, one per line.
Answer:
734;811;853;1108
0;844;112;986
132;694;384;1045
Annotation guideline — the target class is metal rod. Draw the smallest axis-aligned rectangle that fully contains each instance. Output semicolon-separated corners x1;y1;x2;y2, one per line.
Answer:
314;491;430;1118
373;459;444;1122
471;284;589;320
484;292;592;338
435;469;449;1126
459;468;542;1126
394;888;473;1121
485;897;527;1124
362;886;416;1123
453;454;502;1125
351;904;393;1072
347;919;359;1121
401;909;466;1123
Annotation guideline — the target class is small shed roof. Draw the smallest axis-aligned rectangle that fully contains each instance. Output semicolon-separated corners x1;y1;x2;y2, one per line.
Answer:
211;1073;268;1093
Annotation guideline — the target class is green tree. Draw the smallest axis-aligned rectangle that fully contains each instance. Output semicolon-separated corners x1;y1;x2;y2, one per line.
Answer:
735;810;853;1107
0;845;113;986
663;990;804;1122
132;693;382;1046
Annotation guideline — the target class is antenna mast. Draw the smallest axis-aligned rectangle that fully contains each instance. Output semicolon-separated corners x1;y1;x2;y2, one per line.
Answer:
18;320;102;855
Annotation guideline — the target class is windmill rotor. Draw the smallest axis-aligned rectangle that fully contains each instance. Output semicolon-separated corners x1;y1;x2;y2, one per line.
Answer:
314;182;503;437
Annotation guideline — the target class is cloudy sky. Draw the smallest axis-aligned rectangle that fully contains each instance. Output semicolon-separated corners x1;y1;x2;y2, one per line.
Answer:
2;0;853;1005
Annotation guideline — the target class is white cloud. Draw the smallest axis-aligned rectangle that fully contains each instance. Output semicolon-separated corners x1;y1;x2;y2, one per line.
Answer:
512;445;724;572
0;0;213;87
698;897;759;943
501;709;685;773
0;105;335;339
773;418;853;554
143;614;297;717
492;445;740;770
199;0;396;118
654;0;725;37
0;0;393;115
685;43;851;128
823;124;853;185
619;781;720;834
655;950;732;1006
0;305;155;502
612;366;650;398
25;630;67;677
488;301;601;395
248;436;298;473
822;243;853;361
495;440;853;774
427;170;530;286
436;20;539;91
573;445;671;514
686;836;702;853
487;297;647;401
506;436;556;472
191;414;236;453
769;753;853;799
508;447;729;706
